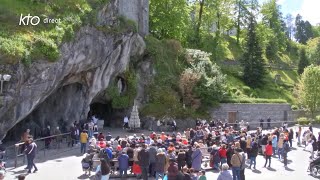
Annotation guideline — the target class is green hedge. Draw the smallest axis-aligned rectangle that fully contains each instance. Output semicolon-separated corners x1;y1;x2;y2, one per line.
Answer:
221;97;287;103
297;117;310;125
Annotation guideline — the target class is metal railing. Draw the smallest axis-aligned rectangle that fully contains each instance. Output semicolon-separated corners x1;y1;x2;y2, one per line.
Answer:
11;132;73;168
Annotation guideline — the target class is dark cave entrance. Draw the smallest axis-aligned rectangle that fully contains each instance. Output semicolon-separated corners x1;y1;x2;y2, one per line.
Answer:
88;101;127;128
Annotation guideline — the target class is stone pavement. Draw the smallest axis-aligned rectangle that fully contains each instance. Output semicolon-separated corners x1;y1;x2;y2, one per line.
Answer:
3;126;320;180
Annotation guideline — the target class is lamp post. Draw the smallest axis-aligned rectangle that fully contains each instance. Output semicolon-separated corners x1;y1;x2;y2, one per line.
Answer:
0;74;11;94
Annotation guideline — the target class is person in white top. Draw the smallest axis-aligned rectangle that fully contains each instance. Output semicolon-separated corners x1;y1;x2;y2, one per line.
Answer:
92;115;98;125
157;120;161;132
123;116;129;129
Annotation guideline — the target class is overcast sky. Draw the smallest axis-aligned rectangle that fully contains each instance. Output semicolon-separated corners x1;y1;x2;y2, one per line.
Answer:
259;0;320;25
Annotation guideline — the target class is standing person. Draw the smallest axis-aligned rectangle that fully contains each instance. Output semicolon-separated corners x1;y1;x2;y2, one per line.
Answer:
297;126;302;146
123;116;129;130
80;130;88;154
217;164;232;180
277;134;284;160
54;127;62;149
260;119;264;129
210;145;221;171
25;138;38;173
311;134;317;159
261;135;268;155
249;140;259;169
172;120;177;131
264;141;273;168
156;120;161;132
148;144;157;178
167;159;179;180
88;121;94;138
219;144;227;166
20;129;31;154
192;145;202;172
155;149;166;180
309;123;313;133
69;125;76;147
288;129;294;148
44;126;51;149
231;148;243;180
138;144;150;180
95;159;110;180
271;135;278;156
283;139;290;167
267;117;271;130
177;149;186;170
118;151;129;178
186;145;193;168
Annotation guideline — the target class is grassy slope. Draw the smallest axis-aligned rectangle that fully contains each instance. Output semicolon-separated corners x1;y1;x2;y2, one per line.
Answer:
220;36;299;104
0;0;106;64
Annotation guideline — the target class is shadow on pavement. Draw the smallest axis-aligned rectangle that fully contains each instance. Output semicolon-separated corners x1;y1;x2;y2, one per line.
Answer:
252;169;261;174
267;167;276;171
77;174;90;179
285;167;295;171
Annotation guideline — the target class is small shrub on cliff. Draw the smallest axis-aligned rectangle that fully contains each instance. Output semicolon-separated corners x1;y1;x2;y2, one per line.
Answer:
297;117;310;125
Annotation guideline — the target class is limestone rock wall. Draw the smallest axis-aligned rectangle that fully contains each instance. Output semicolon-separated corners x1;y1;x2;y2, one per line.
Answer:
118;0;149;36
0;0;146;140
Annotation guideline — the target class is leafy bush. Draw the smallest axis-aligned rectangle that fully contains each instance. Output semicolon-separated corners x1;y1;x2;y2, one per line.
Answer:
315;116;320;124
297;117;310;125
291;105;299;110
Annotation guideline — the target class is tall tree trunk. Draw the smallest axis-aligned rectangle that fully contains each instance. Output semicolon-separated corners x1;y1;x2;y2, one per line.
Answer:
236;0;241;45
196;0;205;44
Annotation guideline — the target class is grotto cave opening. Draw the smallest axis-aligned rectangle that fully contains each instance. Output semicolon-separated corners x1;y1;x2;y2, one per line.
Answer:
3;83;85;143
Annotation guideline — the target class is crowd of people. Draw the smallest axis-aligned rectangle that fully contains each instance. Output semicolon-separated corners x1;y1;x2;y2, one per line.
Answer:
73;118;319;180
2;116;320;180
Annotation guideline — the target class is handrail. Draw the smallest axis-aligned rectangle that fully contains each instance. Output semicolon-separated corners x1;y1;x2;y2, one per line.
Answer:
12;132;71;168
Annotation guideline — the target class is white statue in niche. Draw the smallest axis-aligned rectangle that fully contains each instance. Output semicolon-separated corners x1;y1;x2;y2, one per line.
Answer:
117;78;123;94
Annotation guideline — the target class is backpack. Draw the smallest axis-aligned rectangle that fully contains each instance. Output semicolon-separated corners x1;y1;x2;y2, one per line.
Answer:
240;153;246;170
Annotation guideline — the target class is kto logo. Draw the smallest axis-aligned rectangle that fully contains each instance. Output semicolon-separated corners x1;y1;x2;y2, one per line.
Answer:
19;14;40;26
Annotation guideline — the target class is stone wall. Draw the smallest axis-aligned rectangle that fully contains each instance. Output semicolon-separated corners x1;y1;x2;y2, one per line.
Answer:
118;0;149;36
210;103;293;128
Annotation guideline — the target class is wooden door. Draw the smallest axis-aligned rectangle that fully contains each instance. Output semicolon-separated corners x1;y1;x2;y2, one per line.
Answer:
228;112;237;124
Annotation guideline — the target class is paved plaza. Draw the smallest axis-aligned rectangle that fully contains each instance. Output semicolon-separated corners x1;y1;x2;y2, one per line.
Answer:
3;126;320;180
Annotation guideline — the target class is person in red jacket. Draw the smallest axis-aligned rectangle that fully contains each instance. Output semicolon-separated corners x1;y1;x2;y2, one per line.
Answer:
219;144;227;166
264;141;273;168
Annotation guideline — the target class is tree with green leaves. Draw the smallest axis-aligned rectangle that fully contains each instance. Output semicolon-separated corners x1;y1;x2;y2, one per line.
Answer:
298;65;320;118
298;48;309;74
241;15;265;88
261;0;287;58
295;14;314;44
149;0;190;43
234;0;258;44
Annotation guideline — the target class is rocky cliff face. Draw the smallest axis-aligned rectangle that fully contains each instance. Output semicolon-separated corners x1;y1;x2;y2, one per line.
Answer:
0;1;145;140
